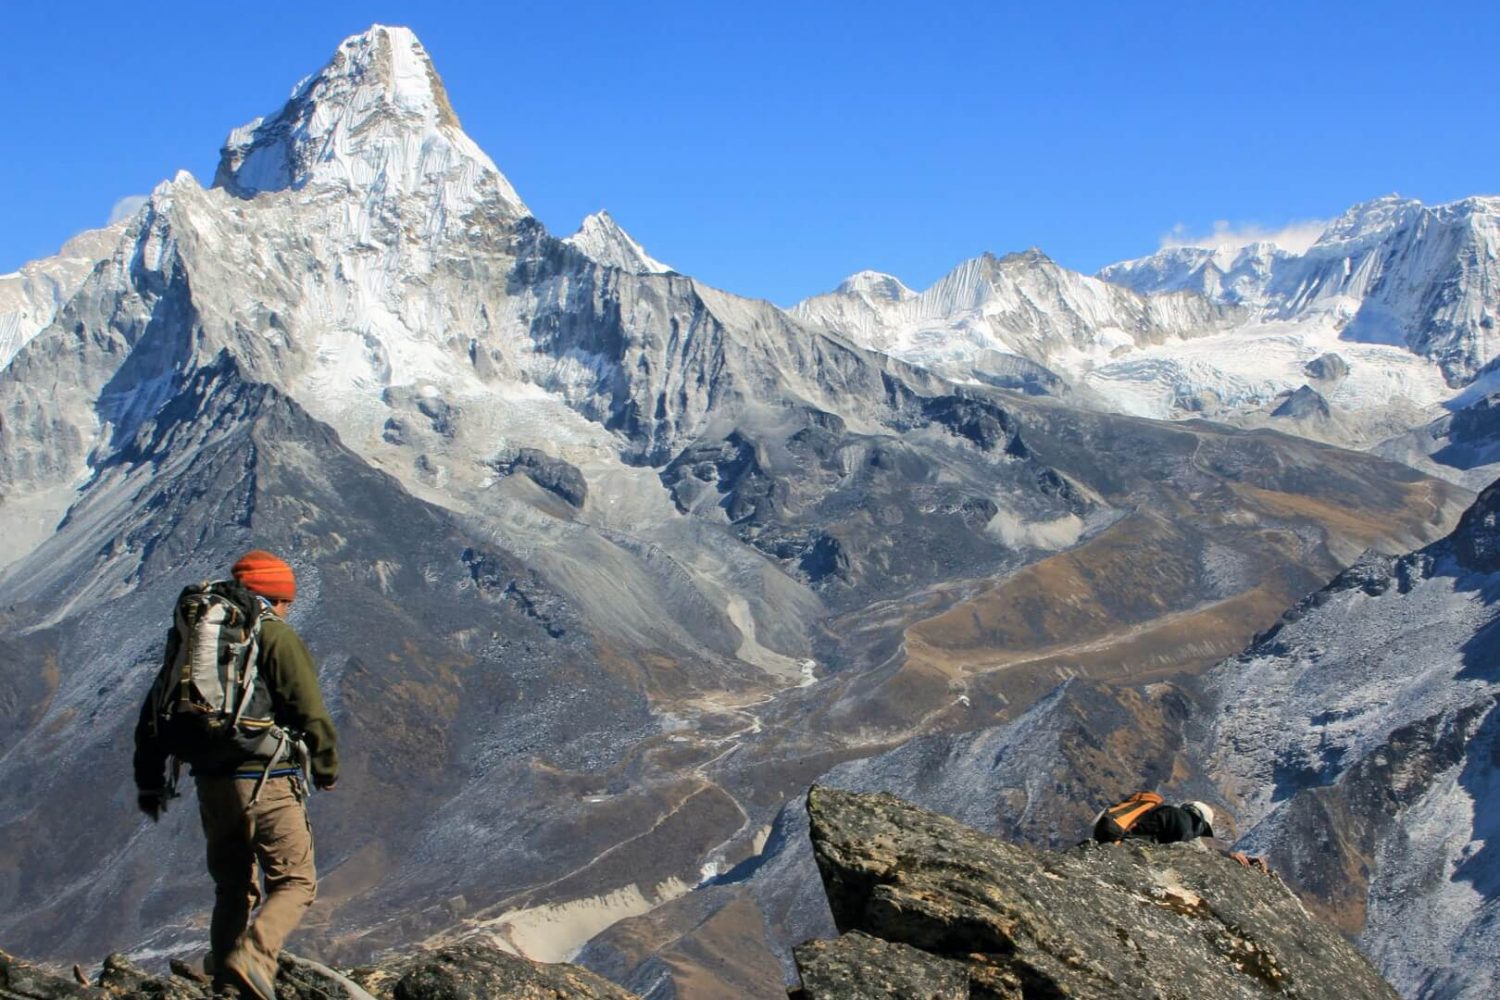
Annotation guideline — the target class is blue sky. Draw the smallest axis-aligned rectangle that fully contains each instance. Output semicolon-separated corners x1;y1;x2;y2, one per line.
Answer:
2;1;1496;304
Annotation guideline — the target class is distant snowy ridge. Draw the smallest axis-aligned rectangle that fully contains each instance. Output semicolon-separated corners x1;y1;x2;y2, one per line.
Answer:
0;224;123;371
1104;194;1500;386
791;194;1500;453
792;249;1236;378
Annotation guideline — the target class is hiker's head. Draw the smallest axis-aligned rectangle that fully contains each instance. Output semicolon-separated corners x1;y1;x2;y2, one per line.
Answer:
233;550;297;608
1185;801;1215;836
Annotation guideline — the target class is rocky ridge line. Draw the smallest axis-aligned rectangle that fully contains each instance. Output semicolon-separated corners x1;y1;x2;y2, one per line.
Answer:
0;944;640;1000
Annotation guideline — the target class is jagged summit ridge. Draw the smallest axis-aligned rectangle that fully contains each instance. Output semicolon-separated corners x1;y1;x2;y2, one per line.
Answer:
834;270;914;301
794;190;1500;450
562;210;674;274
1104;193;1500;387
213;25;527;215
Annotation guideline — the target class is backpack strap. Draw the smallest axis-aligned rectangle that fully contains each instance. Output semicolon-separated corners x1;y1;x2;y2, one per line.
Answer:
248;729;291;806
1094;791;1165;843
228;615;265;729
1110;793;1163;836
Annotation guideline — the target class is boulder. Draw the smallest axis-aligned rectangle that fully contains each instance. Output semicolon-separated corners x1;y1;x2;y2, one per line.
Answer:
805;786;1400;1000
94;956;200;1000
1303;353;1350;381
1271;385;1331;420
792;931;969;999
0;951;107;1000
385;943;640;1000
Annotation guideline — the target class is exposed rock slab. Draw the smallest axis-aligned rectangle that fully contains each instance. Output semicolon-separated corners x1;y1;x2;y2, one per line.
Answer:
792;931;969;999
806;786;1400;1000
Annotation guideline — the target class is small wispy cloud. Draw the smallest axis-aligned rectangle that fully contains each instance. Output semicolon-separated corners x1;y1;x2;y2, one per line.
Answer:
107;194;149;225
1160;218;1328;254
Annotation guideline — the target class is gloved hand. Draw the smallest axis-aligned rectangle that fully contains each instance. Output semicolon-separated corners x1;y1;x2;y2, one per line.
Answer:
138;789;169;822
313;774;338;791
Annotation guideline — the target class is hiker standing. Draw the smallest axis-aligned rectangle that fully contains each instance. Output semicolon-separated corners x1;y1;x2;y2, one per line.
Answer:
133;550;339;1000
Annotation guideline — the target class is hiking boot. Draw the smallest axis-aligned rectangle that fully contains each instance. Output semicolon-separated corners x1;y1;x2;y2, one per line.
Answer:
220;956;277;1000
170;958;210;985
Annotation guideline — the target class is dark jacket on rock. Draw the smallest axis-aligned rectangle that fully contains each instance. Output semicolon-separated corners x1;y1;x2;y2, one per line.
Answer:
1127;804;1213;844
133;613;339;789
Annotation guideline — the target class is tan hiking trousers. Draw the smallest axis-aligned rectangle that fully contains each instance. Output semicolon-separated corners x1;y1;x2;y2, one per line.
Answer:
197;775;316;985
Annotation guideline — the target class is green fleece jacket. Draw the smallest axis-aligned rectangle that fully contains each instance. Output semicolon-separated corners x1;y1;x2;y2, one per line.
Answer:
134;613;340;788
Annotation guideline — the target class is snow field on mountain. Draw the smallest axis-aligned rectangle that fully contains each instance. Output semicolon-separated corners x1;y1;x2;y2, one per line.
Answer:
1083;317;1452;422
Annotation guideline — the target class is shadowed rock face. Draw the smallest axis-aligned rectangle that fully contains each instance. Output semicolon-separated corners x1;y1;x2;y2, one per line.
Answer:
491;447;589;509
1193;479;1500;999
1272;385;1332;420
803;787;1401;1000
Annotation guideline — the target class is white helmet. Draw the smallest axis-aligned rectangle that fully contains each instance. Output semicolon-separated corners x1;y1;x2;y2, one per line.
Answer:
1188;801;1216;833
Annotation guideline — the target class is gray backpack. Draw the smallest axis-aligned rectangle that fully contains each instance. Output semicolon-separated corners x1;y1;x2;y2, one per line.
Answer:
147;581;303;797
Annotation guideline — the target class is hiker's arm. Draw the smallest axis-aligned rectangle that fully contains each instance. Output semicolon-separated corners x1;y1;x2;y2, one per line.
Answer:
262;622;340;786
133;634;174;793
1229;851;1271;873
1203;838;1272;873
132;689;167;792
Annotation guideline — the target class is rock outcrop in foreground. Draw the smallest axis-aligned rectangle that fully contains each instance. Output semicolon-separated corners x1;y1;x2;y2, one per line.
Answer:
1;788;1404;1000
0;944;640;1000
799;786;1400;1000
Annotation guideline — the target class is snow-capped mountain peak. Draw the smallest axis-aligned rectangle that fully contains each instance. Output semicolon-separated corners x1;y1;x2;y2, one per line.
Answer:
212;24;527;215
1309;193;1424;256
562;210;674;274
834;270;914;302
792;248;1235;386
1099;194;1500;389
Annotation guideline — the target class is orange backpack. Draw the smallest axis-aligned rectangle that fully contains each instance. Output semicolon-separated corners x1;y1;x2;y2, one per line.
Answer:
1092;791;1164;842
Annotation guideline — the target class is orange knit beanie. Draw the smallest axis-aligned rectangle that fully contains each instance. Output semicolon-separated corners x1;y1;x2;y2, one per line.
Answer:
232;549;297;601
